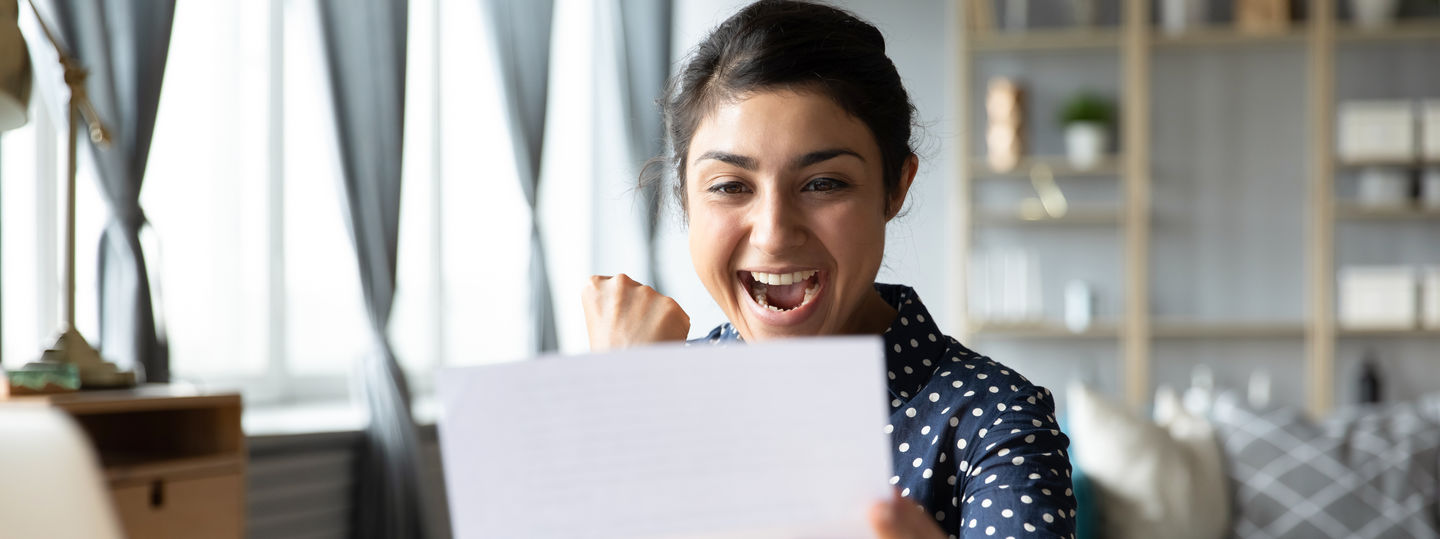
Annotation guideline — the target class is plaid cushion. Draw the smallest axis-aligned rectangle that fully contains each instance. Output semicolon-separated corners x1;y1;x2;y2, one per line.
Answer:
1210;394;1440;539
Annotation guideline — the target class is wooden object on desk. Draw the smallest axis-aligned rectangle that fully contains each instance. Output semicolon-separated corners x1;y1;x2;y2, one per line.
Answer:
1;385;245;539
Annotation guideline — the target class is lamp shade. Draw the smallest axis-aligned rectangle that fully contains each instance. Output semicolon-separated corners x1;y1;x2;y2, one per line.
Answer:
0;0;31;132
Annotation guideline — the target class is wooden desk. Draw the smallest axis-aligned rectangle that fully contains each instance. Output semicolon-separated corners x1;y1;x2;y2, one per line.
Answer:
2;385;245;539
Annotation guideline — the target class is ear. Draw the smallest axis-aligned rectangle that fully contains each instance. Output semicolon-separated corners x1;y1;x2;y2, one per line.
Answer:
885;154;919;221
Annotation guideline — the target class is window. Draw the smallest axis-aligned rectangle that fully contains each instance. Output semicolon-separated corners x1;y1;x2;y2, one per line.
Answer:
1;0;532;407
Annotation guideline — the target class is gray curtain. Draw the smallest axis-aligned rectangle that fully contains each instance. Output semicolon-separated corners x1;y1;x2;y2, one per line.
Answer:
315;1;428;538
480;0;557;353
615;0;671;292
31;0;174;382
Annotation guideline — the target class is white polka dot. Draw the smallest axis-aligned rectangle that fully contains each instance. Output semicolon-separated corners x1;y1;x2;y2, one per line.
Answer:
969;519;977;528
891;399;901;407
884;424;894;433
997;403;1007;412
899;443;910;452
922;359;932;367
997;448;1010;457
893;344;902;353
903;366;913;374
921;426;932;435
900;391;909;398
941;407;951;414
1024;434;1035;443
901;487;910;496
972;408;984;417
981;498;992;508
1043;513;1054;523
952;380;963;388
1065;488;1072;496
912;458;923;468
929;392;941;402
989;386;999;393
1021;495;1033;504
977;373;988;380
936;510;945;521
900;317;909;326
887;371;896;380
932;435;939;444
940;371;951;377
949;417;959;427
889;475;900;485
994;418;1004;426
922;468;933;478
964;390;976;397
1032;419;1042;427
1024;523;1036;532
979;428;988;437
984;474;996;484
939;453;947;463
1012;456;1025;465
947;475;957;486
1042;489;1051;495
985;526;995;536
958;461;969;472
906;408;916;417
1028;473;1041;480
957;439;967;450
1002;509;1014;518
909;338;919;348
917;314;926;322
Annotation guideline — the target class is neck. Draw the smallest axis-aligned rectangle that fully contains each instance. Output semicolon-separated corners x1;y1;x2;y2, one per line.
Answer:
848;287;898;335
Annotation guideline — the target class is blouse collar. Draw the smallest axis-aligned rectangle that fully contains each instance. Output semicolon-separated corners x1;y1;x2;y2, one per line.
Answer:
875;283;949;400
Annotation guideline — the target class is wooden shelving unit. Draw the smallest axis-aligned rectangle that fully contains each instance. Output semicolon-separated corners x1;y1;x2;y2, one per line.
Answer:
955;1;1440;415
1;385;246;538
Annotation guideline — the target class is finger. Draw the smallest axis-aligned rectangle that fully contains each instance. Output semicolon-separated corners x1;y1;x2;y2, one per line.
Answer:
868;498;905;539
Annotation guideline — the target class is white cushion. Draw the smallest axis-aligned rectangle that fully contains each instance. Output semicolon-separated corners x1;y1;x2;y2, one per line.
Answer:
1066;382;1230;539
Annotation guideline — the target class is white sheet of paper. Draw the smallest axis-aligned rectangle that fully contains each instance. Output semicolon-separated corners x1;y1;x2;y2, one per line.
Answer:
437;337;894;539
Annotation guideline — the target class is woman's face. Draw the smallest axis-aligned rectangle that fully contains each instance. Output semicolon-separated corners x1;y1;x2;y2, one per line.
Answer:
685;90;913;341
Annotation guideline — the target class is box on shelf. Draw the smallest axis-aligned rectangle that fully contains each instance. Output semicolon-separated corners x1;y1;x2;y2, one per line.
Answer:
1424;266;1440;330
1339;266;1417;330
1356;166;1412;208
1423;100;1440;162
1338;100;1414;163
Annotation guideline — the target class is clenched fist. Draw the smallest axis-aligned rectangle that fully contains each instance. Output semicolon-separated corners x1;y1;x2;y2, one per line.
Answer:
581;274;691;351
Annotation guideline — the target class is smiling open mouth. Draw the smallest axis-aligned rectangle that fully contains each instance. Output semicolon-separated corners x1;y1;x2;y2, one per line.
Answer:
742;270;821;312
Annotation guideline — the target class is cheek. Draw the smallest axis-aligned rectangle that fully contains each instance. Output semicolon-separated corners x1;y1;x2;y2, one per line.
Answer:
815;203;887;277
687;205;738;277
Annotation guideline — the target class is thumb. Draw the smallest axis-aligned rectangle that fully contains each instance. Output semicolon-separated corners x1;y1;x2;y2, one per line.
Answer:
868;490;908;539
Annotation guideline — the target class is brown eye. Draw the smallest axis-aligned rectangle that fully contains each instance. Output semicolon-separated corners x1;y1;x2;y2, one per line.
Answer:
803;177;847;192
708;181;749;195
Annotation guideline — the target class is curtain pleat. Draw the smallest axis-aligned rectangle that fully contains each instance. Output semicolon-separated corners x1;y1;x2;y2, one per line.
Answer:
315;0;429;537
29;0;175;382
480;0;558;353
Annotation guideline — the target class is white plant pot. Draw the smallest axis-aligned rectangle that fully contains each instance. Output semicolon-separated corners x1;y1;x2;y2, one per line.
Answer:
1160;0;1206;35
1350;0;1399;29
1065;122;1107;170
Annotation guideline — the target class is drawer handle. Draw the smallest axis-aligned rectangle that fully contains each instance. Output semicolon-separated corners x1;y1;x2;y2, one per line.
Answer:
150;480;165;509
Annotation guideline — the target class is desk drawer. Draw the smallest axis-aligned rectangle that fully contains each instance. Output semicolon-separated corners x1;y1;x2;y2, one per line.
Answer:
112;472;244;539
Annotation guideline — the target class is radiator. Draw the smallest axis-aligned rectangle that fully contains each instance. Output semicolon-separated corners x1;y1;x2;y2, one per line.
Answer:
247;429;452;539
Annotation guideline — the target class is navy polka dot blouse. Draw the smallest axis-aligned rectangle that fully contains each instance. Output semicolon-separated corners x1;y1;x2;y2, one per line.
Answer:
694;283;1077;538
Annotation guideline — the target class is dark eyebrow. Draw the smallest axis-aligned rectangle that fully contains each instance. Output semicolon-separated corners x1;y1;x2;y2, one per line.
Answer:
693;148;864;171
794;148;864;168
694;151;758;170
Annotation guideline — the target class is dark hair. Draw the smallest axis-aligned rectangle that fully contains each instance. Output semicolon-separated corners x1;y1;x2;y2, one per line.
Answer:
644;0;917;216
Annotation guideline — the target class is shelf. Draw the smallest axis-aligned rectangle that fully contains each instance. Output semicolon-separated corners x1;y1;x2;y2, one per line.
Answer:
1336;158;1438;168
968;27;1120;52
974;208;1124;226
1338;327;1440;337
1337;20;1440;42
970;321;1119;338
1151;25;1307;48
1335;204;1440;220
1151;320;1306;338
970;155;1123;179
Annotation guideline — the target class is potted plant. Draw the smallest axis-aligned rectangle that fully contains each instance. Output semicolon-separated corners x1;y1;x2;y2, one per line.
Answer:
1350;0;1400;28
1060;92;1113;169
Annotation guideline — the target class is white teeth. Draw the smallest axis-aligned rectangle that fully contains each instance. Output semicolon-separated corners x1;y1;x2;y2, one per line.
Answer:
746;271;821;312
750;270;816;286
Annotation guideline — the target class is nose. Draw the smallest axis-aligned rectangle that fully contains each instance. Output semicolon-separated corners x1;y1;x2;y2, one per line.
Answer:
748;188;807;255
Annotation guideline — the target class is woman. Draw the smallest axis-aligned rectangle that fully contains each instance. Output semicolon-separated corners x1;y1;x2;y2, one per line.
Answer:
582;1;1076;537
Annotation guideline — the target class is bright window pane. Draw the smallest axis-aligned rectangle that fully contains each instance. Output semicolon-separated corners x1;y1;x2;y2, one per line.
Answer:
144;0;271;381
